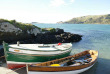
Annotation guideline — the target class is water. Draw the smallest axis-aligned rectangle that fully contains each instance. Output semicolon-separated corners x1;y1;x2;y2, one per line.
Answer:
34;23;110;74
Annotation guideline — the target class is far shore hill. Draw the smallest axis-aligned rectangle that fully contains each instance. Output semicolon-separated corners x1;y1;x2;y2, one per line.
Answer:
57;14;110;24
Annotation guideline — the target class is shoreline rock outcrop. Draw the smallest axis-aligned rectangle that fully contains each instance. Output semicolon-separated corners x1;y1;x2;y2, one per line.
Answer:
33;29;82;44
0;19;82;44
4;28;82;44
0;20;41;44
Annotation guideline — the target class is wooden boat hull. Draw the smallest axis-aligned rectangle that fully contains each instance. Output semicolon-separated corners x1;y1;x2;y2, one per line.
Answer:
28;50;98;74
3;42;72;69
28;64;94;74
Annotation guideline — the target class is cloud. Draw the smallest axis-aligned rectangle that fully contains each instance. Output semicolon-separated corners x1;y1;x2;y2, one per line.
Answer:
50;0;75;7
70;0;75;3
50;0;65;7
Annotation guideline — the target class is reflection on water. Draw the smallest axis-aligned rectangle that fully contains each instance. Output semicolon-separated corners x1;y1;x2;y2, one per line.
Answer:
0;45;3;49
80;61;98;74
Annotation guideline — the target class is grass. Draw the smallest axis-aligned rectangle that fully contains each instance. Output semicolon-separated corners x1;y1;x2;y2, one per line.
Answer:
41;28;56;32
0;19;41;31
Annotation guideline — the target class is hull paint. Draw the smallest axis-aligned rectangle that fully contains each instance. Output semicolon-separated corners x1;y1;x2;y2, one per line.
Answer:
7;61;40;69
6;49;71;69
7;50;71;62
7;64;26;69
28;64;94;74
8;47;71;55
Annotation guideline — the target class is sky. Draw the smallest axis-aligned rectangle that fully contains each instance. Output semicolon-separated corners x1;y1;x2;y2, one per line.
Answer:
0;0;110;23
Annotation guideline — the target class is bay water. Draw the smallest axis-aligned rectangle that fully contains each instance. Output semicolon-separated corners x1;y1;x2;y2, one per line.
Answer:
34;23;110;74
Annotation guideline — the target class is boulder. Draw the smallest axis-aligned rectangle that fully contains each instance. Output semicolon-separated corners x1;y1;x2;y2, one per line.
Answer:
55;28;64;34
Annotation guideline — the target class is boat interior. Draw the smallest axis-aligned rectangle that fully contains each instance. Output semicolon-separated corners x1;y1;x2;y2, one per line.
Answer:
30;50;98;67
8;43;72;51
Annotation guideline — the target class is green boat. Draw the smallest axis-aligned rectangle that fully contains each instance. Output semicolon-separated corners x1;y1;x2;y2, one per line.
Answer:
3;42;72;69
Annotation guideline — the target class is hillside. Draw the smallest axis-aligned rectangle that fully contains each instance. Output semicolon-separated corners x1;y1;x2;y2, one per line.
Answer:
63;14;110;24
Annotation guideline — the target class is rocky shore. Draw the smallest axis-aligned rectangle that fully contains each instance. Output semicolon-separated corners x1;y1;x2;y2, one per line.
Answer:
10;28;82;44
0;19;82;57
0;28;82;44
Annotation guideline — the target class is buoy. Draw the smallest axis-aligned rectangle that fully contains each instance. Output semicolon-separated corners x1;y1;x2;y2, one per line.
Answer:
58;43;62;45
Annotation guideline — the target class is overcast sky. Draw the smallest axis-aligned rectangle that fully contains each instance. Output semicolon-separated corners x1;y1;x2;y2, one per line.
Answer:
0;0;110;23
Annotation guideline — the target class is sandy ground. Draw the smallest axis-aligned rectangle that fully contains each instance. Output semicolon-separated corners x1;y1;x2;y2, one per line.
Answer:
0;67;18;74
0;61;27;74
0;67;27;74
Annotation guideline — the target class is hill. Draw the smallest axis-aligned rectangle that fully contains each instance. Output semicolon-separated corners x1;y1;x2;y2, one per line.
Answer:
63;14;110;24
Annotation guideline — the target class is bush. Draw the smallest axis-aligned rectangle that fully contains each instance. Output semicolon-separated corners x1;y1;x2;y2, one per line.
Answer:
41;28;56;32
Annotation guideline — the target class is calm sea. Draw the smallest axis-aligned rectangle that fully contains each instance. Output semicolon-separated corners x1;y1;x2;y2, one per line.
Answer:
34;23;110;74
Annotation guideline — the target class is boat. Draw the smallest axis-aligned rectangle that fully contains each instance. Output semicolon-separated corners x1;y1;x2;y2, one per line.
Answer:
28;50;98;74
3;41;72;69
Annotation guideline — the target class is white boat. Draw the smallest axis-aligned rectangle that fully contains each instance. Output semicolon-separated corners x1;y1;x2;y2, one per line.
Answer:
27;50;98;74
3;42;72;69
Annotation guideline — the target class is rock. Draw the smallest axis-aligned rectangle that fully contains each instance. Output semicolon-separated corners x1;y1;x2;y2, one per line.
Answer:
31;32;82;44
55;28;64;34
0;22;41;44
0;22;22;33
28;28;41;36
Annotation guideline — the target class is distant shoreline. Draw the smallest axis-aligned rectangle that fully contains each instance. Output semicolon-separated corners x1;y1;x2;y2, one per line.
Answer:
57;14;110;25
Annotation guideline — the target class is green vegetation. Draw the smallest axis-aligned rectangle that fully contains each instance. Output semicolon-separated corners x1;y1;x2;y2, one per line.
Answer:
0;19;57;34
63;14;110;24
41;28;56;32
0;19;41;31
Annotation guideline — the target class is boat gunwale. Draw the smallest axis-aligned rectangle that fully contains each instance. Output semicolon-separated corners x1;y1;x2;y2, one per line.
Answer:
7;46;72;52
3;41;72;52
